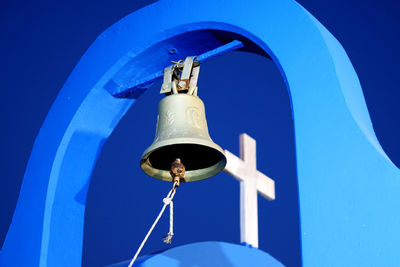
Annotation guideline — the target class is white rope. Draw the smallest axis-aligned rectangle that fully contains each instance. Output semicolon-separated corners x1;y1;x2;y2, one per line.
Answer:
128;182;178;267
163;197;174;244
170;200;174;235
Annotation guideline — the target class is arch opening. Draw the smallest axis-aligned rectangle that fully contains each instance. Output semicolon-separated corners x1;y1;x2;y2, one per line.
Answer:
84;28;301;266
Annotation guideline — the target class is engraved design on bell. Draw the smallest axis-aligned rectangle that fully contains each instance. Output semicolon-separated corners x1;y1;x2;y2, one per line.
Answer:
164;110;175;126
186;107;203;129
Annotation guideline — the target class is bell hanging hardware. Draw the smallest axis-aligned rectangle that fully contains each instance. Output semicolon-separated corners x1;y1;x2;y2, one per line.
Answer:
131;56;230;267
140;56;227;182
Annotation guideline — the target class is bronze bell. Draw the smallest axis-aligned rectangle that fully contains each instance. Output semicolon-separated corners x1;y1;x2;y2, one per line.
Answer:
140;57;226;182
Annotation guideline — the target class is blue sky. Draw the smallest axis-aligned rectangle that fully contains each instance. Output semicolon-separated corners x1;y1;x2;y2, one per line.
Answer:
0;0;399;266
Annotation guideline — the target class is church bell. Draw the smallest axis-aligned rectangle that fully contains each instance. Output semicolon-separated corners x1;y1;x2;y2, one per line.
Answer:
140;57;226;182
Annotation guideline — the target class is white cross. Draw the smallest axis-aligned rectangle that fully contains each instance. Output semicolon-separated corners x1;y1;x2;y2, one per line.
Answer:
224;133;275;248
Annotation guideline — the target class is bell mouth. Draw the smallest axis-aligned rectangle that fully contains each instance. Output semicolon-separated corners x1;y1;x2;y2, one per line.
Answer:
148;144;224;171
140;142;227;182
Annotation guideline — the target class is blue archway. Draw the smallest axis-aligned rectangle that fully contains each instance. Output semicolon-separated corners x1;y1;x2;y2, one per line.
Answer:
1;0;399;266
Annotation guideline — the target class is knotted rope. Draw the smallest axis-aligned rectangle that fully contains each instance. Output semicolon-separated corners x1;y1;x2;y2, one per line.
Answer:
162;194;175;244
128;181;178;267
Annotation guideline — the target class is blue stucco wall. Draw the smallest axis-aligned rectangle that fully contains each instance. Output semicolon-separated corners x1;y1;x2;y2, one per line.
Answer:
108;242;284;267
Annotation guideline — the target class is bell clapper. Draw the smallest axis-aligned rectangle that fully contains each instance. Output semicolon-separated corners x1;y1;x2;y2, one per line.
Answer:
170;158;185;188
128;160;185;267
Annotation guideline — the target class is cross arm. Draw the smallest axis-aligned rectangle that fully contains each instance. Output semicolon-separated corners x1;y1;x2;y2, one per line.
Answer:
224;149;247;181
256;171;275;200
224;149;275;201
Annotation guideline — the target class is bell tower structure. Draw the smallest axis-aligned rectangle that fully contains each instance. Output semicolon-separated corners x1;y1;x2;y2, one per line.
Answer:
1;0;400;266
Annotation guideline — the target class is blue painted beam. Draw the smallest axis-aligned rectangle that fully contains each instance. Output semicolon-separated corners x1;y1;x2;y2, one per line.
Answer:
196;40;244;63
112;40;243;98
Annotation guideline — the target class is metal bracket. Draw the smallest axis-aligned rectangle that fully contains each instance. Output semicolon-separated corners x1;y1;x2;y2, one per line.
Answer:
111;40;243;98
161;56;200;95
